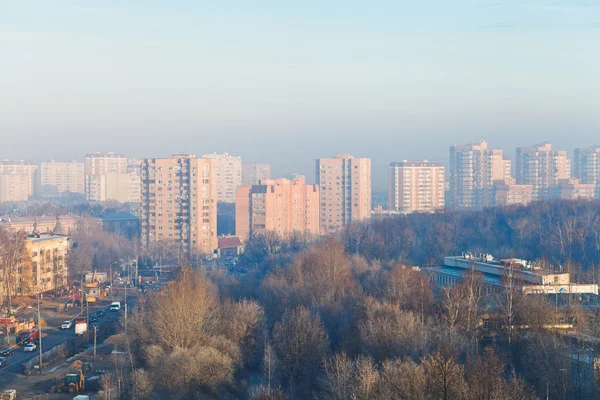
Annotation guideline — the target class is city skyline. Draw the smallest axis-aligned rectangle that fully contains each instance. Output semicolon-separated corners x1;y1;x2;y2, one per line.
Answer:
1;1;599;191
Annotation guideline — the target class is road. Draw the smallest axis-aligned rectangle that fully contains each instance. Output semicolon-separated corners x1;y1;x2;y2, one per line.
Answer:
0;296;131;388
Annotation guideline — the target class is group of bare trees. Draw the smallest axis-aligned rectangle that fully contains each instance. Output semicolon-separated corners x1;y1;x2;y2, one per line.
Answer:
343;199;600;268
0;228;31;304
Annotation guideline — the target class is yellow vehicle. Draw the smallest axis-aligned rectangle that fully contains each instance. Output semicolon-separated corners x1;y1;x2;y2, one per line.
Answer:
50;370;85;393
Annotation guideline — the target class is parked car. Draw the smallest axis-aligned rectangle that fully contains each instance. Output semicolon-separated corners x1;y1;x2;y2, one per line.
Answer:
60;320;73;330
23;343;36;352
95;309;105;317
0;357;7;367
0;348;14;357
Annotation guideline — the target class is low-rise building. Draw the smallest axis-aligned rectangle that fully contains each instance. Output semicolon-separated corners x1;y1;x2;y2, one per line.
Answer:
217;235;244;258
424;253;598;297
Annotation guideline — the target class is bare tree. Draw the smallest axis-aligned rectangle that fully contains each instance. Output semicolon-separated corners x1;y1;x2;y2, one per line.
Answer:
422;352;467;400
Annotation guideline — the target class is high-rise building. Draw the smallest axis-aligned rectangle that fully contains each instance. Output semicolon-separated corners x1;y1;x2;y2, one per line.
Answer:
0;161;38;203
141;154;218;256
388;160;445;213
316;154;371;234
235;177;320;241
84;152;137;202
36;160;85;197
448;141;508;210
515;143;570;200
202;153;242;203
242;163;271;186
573;146;600;184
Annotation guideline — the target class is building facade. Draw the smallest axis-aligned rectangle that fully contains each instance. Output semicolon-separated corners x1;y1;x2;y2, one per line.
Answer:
235;177;319;241
202;153;242;203
388;160;445;213
553;178;596;200
242;163;271;186
85;172;141;203
487;178;533;207
0;161;38;203
573;146;600;185
515;143;570;200
316;154;371;234
141;154;218;256
448;142;508;211
36;160;85;197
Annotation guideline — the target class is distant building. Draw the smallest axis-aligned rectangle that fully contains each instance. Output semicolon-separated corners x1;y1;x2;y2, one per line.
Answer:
235;177;320;241
97;212;141;239
217;235;244;258
141;154;218;256
0;215;84;235
573;146;600;185
36;160;85;198
448;141;509;211
553;177;596;201
0;161;38;203
486;178;533;207
85;172;140;203
424;253;598;297
516;143;570;201
242;163;271;186
202;153;242;203
388;160;445;213
316;154;371;234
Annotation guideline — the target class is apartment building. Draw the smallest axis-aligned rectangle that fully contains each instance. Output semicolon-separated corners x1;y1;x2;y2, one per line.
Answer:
0;161;38;202
36;160;85;197
202;153;242;203
573;146;600;184
0;223;69;299
388;160;445;213
515;143;570;200
140;154;218;256
242;163;271;186
85;172;140;203
487;178;533;207
316;154;371;234
448;141;508;210
235;177;319;241
553;178;596;201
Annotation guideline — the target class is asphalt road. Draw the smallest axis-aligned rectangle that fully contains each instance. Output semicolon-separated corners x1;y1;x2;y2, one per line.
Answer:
0;299;127;387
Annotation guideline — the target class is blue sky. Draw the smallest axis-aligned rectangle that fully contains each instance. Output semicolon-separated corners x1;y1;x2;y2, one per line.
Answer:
1;0;599;190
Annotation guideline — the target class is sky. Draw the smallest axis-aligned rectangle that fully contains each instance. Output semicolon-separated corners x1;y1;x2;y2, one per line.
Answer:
1;0;599;191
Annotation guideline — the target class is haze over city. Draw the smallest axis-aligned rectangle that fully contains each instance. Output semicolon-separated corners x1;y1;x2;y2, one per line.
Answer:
2;0;599;190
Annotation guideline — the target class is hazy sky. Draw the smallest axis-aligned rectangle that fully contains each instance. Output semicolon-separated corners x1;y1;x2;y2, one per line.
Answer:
1;0;599;191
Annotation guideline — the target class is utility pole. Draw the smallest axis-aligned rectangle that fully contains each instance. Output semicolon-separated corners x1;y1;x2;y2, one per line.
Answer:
93;326;97;372
37;294;43;375
124;276;128;334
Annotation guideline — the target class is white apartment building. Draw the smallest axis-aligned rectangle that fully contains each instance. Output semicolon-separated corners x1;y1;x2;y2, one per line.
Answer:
202;153;242;203
388;160;445;213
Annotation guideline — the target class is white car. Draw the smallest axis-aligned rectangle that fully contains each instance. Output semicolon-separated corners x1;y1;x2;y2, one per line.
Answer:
24;343;36;352
61;320;73;330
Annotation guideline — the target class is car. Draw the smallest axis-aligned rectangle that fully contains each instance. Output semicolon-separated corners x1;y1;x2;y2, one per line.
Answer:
0;348;14;357
95;309;105;317
61;320;73;330
0;357;6;367
24;343;36;352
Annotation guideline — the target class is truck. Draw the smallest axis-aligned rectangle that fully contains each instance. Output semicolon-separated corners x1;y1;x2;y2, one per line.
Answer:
74;316;87;335
110;301;121;312
17;328;39;345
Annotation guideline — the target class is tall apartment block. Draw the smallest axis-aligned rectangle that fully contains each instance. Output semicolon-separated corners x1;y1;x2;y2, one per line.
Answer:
242;163;271;186
84;152;140;202
235;177;320;241
36;160;85;198
515;143;570;200
141;154;218;256
448;141;509;210
486;178;533;207
202;153;242;203
0;161;38;203
573;146;600;184
388;160;445;213
316;154;371;234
